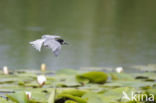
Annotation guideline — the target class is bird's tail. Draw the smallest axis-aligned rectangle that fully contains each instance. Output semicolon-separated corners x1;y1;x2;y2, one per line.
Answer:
30;39;45;51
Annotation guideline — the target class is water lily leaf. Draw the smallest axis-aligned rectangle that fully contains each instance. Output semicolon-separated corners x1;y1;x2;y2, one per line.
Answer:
56;81;81;87
7;91;29;103
105;80;155;89
102;87;137;101
65;100;78;103
0;97;16;103
78;83;105;93
48;88;56;103
104;82;122;88
0;79;15;84
76;71;108;84
82;92;104;103
28;89;49;102
135;76;148;80
56;88;87;97
82;92;116;103
24;82;39;88
133;72;156;80
53;75;81;87
15;72;36;79
111;73;135;81
146;89;156;95
56;94;87;103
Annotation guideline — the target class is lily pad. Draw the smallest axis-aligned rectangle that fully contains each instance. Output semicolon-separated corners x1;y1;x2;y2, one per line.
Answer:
56;88;87;97
7;91;29;103
82;92;116;103
0;97;16;103
56;94;87;103
76;71;108;84
48;88;56;103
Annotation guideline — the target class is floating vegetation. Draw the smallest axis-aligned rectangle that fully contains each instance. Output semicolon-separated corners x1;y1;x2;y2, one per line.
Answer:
0;65;156;103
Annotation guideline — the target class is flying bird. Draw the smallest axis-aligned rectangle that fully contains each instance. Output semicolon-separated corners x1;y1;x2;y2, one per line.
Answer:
30;35;68;56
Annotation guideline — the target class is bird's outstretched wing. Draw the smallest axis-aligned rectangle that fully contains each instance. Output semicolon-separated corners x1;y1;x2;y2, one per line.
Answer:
29;39;45;51
44;39;61;56
41;35;61;39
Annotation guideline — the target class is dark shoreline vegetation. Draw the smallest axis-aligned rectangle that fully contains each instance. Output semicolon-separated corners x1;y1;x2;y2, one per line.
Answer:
0;65;156;103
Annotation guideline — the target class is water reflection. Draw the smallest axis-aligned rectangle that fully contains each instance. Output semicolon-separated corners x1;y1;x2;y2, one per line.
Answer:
0;0;156;70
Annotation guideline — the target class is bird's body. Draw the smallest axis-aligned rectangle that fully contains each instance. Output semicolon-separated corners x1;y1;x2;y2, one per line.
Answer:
30;35;67;56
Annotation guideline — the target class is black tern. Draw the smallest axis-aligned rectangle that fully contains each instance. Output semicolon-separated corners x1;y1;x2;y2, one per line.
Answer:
30;35;67;56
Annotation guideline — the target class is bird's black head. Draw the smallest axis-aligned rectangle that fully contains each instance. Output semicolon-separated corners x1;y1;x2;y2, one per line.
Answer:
56;39;68;45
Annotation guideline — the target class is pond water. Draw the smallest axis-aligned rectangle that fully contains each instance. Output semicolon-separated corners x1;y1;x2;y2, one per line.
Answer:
0;0;156;70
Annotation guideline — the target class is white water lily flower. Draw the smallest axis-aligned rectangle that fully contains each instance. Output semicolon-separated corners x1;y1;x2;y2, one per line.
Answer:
3;66;9;75
115;67;123;73
37;75;47;86
25;91;31;99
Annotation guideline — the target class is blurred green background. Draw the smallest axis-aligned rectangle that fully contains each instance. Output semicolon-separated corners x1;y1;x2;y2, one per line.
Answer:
0;0;156;70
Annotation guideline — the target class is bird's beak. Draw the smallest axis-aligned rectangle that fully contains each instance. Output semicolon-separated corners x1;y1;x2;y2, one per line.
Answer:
63;42;68;45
